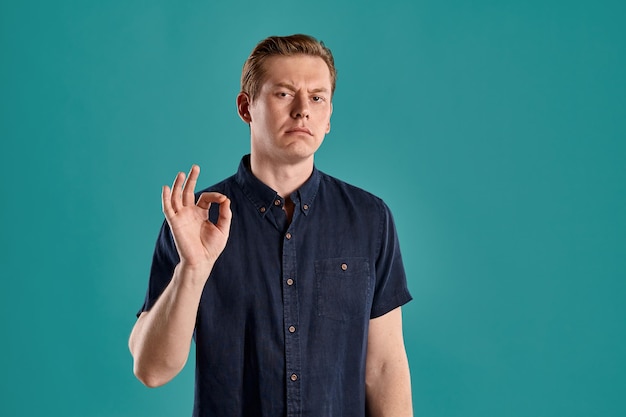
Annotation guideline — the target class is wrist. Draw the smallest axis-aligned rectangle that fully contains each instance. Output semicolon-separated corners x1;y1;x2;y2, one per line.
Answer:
174;261;214;288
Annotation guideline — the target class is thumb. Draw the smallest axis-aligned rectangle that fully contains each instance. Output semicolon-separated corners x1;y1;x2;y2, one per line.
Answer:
216;198;232;234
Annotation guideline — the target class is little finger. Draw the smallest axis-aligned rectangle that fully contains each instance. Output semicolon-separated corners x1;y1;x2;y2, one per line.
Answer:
162;185;175;218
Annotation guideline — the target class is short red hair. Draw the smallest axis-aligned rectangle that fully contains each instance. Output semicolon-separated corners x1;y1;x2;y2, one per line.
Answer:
241;34;337;101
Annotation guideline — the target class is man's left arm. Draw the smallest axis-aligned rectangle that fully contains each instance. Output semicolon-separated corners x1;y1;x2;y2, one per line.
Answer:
365;306;413;416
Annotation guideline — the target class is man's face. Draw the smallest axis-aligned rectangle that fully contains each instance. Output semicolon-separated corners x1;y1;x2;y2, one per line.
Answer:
242;55;333;166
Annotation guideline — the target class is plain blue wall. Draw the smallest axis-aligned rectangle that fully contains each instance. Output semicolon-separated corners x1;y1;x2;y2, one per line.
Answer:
1;0;624;416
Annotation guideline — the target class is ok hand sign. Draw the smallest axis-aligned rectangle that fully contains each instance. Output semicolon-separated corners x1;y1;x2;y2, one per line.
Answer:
162;165;232;274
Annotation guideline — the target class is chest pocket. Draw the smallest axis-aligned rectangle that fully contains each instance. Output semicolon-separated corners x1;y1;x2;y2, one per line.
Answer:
315;257;371;322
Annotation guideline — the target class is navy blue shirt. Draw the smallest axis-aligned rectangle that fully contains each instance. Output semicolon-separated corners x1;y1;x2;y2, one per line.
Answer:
140;155;412;416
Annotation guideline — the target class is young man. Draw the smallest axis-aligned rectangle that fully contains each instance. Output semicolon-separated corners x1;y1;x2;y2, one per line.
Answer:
129;34;413;416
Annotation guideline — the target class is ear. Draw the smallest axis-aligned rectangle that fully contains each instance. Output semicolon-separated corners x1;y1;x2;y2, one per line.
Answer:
237;92;252;124
325;102;333;133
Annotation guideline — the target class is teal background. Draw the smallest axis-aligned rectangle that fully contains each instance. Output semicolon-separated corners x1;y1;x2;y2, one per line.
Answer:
1;0;624;416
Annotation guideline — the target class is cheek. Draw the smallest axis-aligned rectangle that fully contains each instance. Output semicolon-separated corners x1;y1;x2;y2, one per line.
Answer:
252;106;274;127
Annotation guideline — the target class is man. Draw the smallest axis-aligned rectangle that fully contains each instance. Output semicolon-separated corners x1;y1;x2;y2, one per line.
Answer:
129;34;413;416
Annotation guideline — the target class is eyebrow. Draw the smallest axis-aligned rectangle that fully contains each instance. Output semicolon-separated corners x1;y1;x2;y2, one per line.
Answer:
274;82;330;94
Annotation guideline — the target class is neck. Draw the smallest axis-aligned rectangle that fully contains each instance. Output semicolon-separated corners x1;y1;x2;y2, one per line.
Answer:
249;153;314;198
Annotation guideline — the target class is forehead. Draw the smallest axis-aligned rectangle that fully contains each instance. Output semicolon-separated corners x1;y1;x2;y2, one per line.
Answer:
260;55;332;90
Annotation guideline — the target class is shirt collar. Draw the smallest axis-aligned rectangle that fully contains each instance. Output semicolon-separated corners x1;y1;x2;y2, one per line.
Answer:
235;154;321;217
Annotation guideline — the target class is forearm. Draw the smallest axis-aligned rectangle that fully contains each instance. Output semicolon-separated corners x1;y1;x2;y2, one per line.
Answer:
366;356;413;417
129;262;212;387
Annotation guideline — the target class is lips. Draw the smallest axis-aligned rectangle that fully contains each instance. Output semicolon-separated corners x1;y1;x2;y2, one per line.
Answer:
285;126;313;136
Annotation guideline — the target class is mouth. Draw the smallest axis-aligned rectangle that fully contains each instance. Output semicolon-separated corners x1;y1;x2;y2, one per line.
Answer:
285;126;313;136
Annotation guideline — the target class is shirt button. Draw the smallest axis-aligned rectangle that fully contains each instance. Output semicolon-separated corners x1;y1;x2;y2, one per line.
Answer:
288;325;296;333
274;199;281;206
259;207;266;213
290;373;298;381
285;232;292;240
341;263;348;271
303;204;309;210
286;278;294;286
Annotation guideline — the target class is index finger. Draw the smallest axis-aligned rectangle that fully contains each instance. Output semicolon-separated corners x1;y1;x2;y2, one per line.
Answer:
196;192;228;210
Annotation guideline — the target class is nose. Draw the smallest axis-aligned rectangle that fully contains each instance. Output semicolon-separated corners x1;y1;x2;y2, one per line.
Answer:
291;93;309;119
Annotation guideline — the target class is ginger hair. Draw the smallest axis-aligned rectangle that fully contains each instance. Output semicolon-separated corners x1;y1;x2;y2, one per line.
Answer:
241;34;336;101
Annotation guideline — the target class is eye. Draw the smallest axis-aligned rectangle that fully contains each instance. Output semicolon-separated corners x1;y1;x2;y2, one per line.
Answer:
312;96;325;102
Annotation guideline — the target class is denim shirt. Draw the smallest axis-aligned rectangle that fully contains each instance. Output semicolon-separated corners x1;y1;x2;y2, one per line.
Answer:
140;155;412;417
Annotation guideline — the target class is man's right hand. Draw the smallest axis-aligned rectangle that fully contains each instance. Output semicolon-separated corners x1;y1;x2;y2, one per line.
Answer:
162;165;232;276
129;165;231;387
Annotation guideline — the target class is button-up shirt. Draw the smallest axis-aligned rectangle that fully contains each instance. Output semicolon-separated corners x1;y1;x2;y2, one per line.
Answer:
140;155;412;416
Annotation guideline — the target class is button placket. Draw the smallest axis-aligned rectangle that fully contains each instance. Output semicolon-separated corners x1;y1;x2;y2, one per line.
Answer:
282;226;301;414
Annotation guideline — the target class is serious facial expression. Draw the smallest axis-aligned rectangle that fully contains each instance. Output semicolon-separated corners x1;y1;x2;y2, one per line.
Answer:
242;55;333;165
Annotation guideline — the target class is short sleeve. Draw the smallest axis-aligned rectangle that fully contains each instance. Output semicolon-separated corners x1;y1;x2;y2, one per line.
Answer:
370;201;412;319
136;219;180;317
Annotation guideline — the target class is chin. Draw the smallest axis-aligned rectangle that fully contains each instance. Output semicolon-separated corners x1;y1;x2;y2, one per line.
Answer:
284;142;323;161
279;152;314;165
